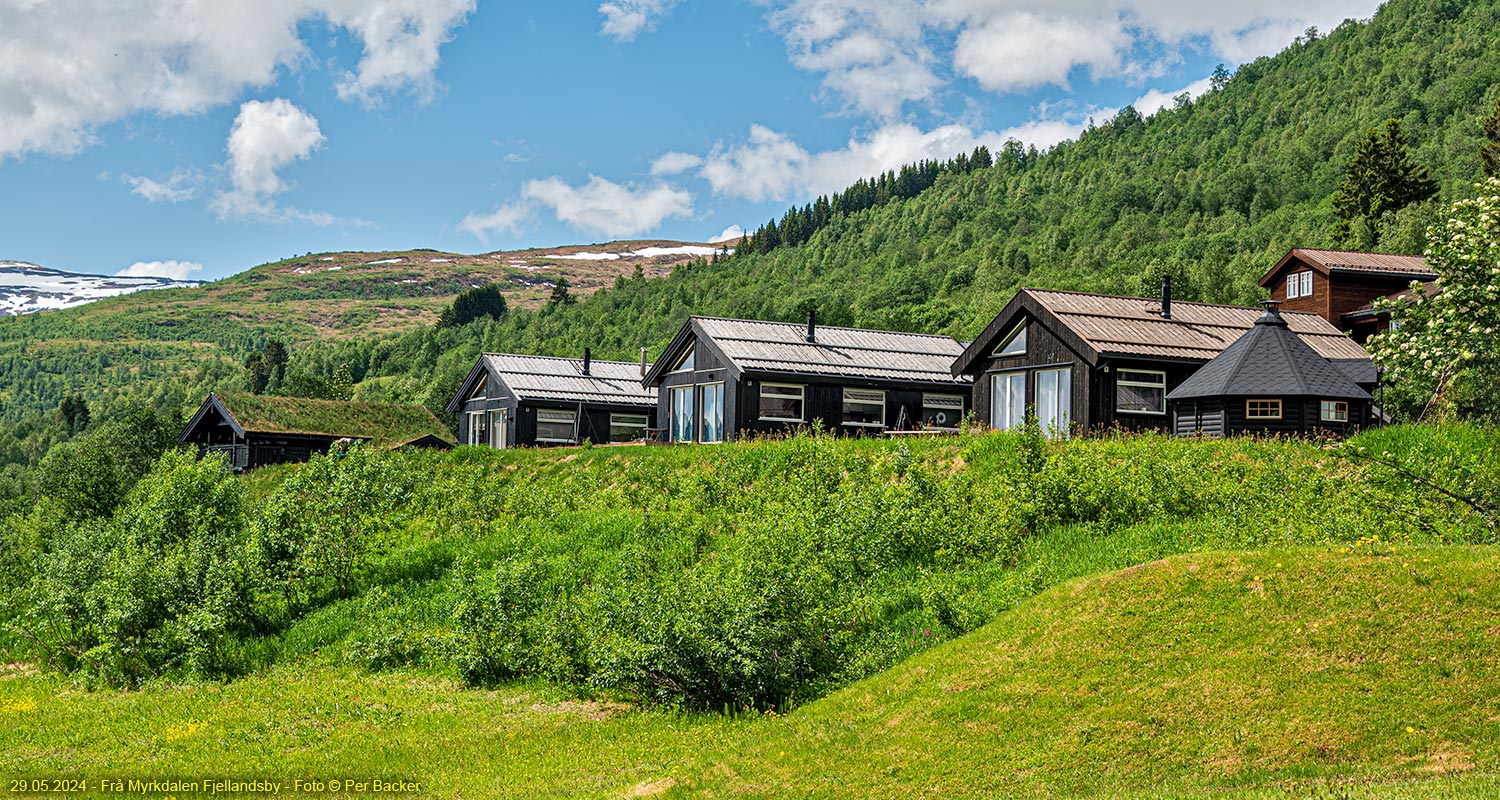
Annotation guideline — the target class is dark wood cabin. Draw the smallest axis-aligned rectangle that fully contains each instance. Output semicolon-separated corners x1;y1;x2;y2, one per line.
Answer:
179;392;454;470
1168;302;1373;437
1258;248;1437;344
446;352;658;447
640;313;970;443
950;284;1376;438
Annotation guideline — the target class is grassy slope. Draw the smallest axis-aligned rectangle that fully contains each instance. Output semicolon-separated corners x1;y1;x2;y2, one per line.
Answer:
3;547;1497;798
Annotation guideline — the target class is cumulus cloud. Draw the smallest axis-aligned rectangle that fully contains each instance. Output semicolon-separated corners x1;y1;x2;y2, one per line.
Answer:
599;0;681;41
0;0;475;161
523;176;694;238
1133;76;1216;117
122;168;205;203
758;0;1378;118
709;225;746;243
210;99;327;222
651;151;704;176
458;201;532;243
116;260;204;280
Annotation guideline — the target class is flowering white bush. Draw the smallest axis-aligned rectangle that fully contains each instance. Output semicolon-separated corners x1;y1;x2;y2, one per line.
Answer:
1371;177;1500;419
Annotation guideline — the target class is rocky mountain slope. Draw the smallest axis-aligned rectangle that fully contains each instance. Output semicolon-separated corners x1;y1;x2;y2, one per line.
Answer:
0;262;200;316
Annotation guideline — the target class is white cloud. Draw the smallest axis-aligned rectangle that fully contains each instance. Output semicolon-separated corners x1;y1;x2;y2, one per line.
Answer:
210;99;326;222
1132;76;1215;117
116;260;203;280
458;201;531;243
952;13;1129;93
651;151;703;176
709;225;745;243
599;0;681;41
523;176;694;238
767;0;940;119
122;168;204;203
0;0;475;161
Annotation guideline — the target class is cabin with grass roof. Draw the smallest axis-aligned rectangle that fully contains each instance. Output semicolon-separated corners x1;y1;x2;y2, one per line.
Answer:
179;392;454;470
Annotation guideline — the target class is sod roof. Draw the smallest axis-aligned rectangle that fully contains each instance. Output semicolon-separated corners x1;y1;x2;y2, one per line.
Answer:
211;392;454;448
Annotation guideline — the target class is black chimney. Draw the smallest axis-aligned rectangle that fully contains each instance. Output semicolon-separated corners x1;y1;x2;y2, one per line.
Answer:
1160;276;1172;320
639;346;648;377
582;347;592;375
806;309;817;343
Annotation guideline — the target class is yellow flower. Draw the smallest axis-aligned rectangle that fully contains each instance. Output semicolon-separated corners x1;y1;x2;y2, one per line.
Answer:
1406;726;1416;734
1;698;38;714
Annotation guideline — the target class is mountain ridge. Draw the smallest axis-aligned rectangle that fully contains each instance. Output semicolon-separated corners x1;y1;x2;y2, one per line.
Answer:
0;261;202;317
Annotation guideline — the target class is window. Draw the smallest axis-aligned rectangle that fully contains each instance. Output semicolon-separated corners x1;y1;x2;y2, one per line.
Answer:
922;394;965;427
842;388;886;427
700;383;725;443
997;323;1027;356
1246;399;1283;420
670;386;695;443
1115;369;1166;414
466;411;487;446
759;383;805;422
535;409;577;443
1287;270;1314;299
1302;271;1314;297
609;413;649;443
468;380;487;401
1320;401;1349;422
1036;368;1072;439
488;409;508;448
989;372;1026;431
670;348;695;373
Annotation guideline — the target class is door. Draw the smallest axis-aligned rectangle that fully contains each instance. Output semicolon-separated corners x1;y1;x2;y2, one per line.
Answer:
489;409;508;448
671;385;695;443
989;372;1025;430
1035;367;1072;438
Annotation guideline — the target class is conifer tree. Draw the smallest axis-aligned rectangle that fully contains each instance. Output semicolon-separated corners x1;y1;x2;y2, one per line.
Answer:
1332;119;1439;245
1481;96;1500;178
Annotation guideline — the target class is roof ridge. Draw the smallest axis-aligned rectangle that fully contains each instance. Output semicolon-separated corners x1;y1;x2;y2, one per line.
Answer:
1022;286;1332;315
482;352;644;366
691;314;959;340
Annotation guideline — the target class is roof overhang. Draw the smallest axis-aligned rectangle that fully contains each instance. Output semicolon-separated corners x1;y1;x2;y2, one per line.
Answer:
178;392;246;443
951;289;1101;377
641;317;745;387
446;358;492;413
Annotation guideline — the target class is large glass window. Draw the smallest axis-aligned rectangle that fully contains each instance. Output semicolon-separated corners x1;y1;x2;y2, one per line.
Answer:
989;372;1026;430
1115;369;1166;414
671;386;695;442
759;383;805;422
922;394;965;428
1320;401;1348;422
700;383;725;443
535;409;577;443
842;388;886;427
609;413;649;443
466;411;487;446
1036;368;1072;438
997;323;1027;356
488;409;507;448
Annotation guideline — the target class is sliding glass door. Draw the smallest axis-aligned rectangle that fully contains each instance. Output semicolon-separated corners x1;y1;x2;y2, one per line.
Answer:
1035;368;1072;438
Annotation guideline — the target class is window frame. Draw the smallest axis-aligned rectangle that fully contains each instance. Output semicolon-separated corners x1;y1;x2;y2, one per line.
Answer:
466;410;487;446
608;413;650;443
1114;368;1167;415
699;382;726;443
1245;399;1283;420
989;370;1027;431
669;347;695;374
534;408;579;444
670;385;695;443
1320;400;1349;423
922;393;965;428
758;382;806;423
1301;270;1314;297
996;323;1028;357
841;388;887;428
1035;367;1072;439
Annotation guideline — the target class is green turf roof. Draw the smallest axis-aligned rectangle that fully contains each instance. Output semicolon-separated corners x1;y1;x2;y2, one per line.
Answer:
215;392;454;448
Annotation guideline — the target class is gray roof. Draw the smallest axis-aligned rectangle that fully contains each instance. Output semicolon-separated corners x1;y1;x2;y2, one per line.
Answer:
662;316;970;386
480;354;656;406
1167;306;1372;402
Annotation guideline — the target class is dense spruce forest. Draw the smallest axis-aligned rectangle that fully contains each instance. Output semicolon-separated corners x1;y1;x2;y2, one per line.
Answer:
2;0;1499;512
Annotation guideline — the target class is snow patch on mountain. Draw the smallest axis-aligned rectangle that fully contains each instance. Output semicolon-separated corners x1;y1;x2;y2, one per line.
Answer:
0;261;201;316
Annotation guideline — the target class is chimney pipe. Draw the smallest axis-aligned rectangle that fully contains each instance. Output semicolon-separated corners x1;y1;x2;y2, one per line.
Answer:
1160;276;1172;320
582;347;592;375
806;308;817;343
640;346;648;377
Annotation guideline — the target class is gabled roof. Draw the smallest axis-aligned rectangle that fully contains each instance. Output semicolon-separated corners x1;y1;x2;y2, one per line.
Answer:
448;354;656;412
1167;305;1372;401
1343;281;1442;321
642;315;970;387
1259;248;1435;286
953;288;1372;376
182;392;454;448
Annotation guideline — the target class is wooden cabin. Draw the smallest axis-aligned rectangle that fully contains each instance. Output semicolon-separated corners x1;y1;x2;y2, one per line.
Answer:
640;313;971;443
1258;248;1436;344
446;351;658;447
179;392;454;470
950;283;1375;437
1168;302;1373;437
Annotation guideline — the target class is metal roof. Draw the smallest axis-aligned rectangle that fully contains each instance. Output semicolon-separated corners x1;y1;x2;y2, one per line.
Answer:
689;316;971;386
1025;288;1371;363
1167;307;1372;401
1259;248;1436;287
481;353;657;406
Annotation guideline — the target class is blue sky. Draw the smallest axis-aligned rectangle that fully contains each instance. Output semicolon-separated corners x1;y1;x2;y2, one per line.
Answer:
0;0;1382;281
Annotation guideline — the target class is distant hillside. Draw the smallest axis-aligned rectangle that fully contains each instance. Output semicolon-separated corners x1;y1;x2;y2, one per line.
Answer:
0;262;199;316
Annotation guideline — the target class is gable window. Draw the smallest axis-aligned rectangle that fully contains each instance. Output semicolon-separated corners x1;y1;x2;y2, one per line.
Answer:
700;383;725;443
1115;369;1167;415
609;413;649;443
922;394;965;428
842;388;886;428
535;409;577;443
1287;271;1314;299
989;371;1026;431
670;386;695;442
759;383;805;422
468;380;488;402
1245;399;1283;420
1320;400;1349;422
670;348;695;373
996;323;1028;357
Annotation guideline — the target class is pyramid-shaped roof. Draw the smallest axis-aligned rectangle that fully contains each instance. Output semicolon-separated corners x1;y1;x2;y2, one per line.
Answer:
1167;304;1372;402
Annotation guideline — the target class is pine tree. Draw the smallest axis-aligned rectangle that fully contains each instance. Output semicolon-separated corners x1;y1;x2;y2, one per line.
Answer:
1332;119;1439;246
548;278;576;308
1481;96;1500;178
263;340;289;383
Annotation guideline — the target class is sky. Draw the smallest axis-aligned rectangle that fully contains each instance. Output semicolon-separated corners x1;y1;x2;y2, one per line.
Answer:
0;0;1385;282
